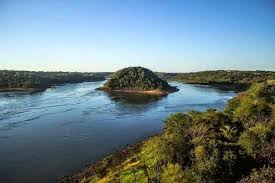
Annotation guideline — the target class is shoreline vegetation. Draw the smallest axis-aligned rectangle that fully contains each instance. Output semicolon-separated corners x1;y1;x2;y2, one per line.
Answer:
61;79;275;183
1;69;274;93
97;67;179;95
60;143;143;183
0;70;109;92
160;70;275;92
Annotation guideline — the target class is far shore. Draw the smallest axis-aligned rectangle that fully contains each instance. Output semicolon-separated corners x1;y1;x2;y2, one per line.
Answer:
177;81;248;92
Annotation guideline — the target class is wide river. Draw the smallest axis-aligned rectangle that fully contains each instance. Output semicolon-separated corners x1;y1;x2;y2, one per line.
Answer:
0;81;235;183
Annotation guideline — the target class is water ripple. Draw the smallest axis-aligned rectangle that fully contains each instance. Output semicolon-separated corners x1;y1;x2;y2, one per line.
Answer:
0;81;236;183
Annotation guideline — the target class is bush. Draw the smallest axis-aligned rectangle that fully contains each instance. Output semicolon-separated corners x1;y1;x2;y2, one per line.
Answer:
161;163;186;183
232;83;273;128
239;166;275;183
239;123;272;156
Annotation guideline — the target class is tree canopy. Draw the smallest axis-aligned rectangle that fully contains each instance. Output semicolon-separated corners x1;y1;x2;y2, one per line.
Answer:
162;70;275;91
100;67;178;92
0;70;107;90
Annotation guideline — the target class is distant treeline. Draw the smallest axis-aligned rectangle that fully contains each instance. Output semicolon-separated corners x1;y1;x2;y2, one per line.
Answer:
2;69;274;92
0;70;111;90
159;70;275;91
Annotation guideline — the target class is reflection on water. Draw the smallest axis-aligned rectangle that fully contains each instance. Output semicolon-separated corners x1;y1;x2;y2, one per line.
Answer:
0;81;235;183
107;92;165;105
105;92;166;114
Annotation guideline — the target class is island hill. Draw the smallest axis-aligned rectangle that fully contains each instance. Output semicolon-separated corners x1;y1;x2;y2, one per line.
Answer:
97;67;179;95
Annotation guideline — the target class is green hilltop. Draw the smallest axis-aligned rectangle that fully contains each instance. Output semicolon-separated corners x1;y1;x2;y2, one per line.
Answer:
99;67;178;94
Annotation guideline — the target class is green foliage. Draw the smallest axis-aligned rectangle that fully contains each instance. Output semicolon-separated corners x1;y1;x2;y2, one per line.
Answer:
119;168;148;183
220;125;238;142
187;109;229;145
141;136;171;168
160;163;186;183
162;70;275;92
164;70;275;85
102;67;177;91
230;83;273;128
163;112;193;165
194;145;206;159
80;175;100;183
239;123;273;157
140;136;171;182
224;96;241;116
77;81;275;183
239;166;275;183
0;70;106;89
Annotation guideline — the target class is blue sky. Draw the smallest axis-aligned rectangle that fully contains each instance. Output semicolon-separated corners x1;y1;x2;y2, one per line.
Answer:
0;0;274;72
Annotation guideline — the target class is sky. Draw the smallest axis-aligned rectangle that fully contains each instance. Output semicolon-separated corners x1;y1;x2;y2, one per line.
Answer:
0;0;274;72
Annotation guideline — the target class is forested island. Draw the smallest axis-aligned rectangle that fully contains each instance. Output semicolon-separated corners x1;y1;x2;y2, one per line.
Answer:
0;70;109;92
97;67;178;95
61;79;275;183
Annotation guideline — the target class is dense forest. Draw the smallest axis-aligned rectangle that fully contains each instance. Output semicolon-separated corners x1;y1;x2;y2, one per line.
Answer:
62;80;275;183
161;70;275;91
0;70;108;90
100;67;178;92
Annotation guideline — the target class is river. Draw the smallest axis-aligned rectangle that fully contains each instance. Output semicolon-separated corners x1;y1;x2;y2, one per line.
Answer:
0;81;235;183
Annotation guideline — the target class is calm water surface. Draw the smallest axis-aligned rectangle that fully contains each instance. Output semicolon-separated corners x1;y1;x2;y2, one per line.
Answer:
0;81;235;183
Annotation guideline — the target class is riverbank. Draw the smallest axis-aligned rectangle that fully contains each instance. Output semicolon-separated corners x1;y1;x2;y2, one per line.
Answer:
0;87;46;93
0;70;107;93
183;81;249;92
59;143;142;183
0;79;106;93
97;87;179;96
161;70;275;92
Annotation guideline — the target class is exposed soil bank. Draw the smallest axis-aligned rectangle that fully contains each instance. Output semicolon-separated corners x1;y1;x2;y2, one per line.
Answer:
96;87;179;96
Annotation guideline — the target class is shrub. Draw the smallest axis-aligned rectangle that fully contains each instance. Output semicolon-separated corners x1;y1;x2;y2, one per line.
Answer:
161;163;186;183
239;166;275;183
239;123;272;156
